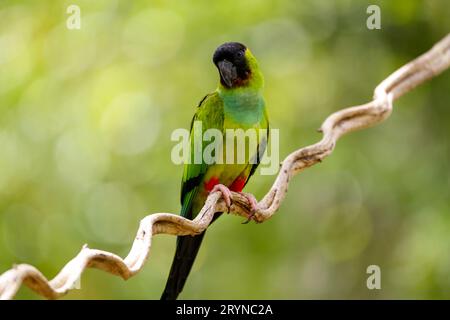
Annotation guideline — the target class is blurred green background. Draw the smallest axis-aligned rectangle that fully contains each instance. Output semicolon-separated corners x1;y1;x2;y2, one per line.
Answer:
0;0;449;299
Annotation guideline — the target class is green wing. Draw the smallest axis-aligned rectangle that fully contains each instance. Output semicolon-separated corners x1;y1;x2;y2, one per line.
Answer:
180;92;224;218
247;108;269;180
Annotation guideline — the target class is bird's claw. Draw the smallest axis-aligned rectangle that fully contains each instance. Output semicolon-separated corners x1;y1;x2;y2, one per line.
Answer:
210;185;258;222
210;184;232;211
241;193;258;224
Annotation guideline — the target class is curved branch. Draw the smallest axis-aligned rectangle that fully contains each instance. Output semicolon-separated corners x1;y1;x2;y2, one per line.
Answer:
1;34;450;300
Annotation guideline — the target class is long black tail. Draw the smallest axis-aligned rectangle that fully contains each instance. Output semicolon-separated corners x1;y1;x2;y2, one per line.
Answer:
161;232;206;300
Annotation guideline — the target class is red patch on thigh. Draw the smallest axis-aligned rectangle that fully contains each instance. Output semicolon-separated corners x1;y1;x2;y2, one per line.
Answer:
204;177;220;191
229;176;247;192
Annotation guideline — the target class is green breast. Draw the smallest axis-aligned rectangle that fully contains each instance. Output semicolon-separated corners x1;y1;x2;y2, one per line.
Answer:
220;89;265;126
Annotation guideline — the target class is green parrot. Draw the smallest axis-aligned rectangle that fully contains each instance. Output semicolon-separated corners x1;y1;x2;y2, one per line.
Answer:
161;42;269;300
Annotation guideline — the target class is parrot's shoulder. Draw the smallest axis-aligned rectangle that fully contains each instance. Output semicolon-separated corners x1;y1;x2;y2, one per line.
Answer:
195;91;224;129
197;92;212;107
196;91;221;108
197;91;223;110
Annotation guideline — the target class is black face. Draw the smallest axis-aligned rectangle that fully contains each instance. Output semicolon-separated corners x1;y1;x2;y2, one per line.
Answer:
212;42;250;88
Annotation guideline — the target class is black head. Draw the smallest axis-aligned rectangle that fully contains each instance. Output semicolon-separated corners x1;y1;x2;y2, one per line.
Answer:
213;42;251;88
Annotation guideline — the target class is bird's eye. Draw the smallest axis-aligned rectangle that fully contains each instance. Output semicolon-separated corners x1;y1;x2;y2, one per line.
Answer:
237;50;244;58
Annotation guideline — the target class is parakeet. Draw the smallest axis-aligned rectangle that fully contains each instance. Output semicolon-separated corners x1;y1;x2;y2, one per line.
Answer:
161;42;269;300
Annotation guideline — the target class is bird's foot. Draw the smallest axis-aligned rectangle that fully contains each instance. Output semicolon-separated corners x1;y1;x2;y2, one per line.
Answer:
209;185;258;222
241;193;258;224
210;184;232;210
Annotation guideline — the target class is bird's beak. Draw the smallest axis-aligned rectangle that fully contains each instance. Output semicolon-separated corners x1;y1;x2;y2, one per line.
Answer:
218;60;237;87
